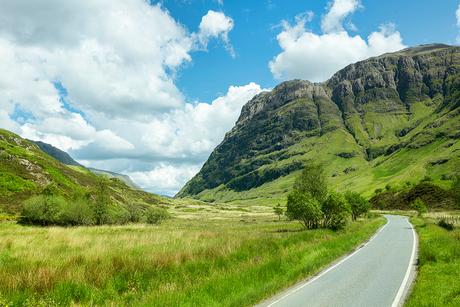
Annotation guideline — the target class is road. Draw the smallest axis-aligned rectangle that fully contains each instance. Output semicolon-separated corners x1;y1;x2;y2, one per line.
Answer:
256;215;417;307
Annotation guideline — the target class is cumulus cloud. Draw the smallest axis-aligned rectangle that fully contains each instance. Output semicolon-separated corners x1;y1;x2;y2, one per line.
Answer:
269;0;406;82
0;0;244;196
198;10;236;58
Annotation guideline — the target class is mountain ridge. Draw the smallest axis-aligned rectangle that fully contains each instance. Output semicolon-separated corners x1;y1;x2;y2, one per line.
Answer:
176;44;460;203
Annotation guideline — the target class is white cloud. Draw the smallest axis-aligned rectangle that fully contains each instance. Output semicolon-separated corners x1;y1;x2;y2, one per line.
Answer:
198;10;236;57
321;0;363;33
269;0;406;82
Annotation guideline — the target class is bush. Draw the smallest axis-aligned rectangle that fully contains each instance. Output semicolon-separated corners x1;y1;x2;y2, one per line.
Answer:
322;191;350;231
22;195;66;226
59;196;94;226
345;191;371;221
146;207;171;225
438;218;454;231
411;198;427;216
286;190;322;229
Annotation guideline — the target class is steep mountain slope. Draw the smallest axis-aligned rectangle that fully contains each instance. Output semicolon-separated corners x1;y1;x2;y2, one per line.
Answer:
28;140;144;191
176;44;460;204
0;128;171;216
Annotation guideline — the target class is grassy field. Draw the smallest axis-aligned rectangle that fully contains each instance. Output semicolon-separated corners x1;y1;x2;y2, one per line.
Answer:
0;206;385;307
405;212;460;307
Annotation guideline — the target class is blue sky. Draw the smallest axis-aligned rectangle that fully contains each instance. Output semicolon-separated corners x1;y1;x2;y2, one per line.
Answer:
1;0;460;196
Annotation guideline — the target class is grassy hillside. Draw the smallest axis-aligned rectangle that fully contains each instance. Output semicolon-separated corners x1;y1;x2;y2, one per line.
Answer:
0;128;193;219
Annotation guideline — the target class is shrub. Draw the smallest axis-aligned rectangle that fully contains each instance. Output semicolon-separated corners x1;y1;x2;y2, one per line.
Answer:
344;191;371;221
126;203;145;223
286;190;323;229
322;191;350;231
438;218;454;231
59;196;94;226
411;198;427;216
21;195;66;226
146;207;171;225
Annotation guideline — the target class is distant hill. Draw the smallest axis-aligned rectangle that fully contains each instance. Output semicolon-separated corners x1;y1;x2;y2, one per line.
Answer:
176;44;460;205
28;140;143;191
0;128;170;216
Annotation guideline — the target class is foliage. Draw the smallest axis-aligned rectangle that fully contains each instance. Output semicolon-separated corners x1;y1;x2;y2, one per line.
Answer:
345;191;371;221
93;175;111;225
286;190;323;229
273;204;284;221
322;191;350;231
21;195;66;226
145;206;171;224
411;198;427;216
438;218;454;231
294;161;328;205
59;194;94;226
451;172;460;208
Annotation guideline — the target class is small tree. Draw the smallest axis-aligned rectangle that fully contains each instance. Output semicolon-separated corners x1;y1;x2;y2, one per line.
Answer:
344;191;371;221
22;195;66;226
294;161;328;206
146;207;171;225
322;191;350;231
286;190;323;229
411;198;427;216
93;175;111;225
273;204;284;221
59;194;94;226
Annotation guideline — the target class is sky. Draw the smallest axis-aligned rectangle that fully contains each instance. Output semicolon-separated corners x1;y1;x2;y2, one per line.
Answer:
1;0;460;197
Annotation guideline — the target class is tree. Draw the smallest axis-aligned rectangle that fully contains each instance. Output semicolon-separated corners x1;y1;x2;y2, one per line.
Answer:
273;204;284;221
21;195;66;226
344;191;371;221
322;191;350;231
59;194;94;226
294;161;328;206
411;198;427;216
286;190;323;229
93;175;111;225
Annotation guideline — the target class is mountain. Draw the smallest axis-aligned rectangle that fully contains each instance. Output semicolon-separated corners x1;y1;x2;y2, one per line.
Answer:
176;44;460;204
0;128;171;216
28;140;143;191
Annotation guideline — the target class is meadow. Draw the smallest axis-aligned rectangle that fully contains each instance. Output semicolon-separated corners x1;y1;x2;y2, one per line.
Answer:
0;204;385;307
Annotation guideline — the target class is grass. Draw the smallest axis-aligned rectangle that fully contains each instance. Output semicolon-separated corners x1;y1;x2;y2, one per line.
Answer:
0;212;385;306
405;212;460;306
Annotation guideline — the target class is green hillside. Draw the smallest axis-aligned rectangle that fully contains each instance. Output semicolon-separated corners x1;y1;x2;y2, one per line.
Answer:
176;44;460;206
0;128;175;218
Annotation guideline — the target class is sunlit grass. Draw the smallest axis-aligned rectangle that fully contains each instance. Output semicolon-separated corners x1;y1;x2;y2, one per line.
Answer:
0;213;385;306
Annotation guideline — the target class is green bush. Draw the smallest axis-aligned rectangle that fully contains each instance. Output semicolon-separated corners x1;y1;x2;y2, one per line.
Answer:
59;196;94;226
21;195;66;226
345;191;371;221
286;190;323;229
411;198;427;216
146;207;171;225
438;218;454;231
322;191;350;231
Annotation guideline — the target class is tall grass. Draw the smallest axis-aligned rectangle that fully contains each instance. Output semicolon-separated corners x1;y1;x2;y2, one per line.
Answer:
0;216;385;306
406;214;460;306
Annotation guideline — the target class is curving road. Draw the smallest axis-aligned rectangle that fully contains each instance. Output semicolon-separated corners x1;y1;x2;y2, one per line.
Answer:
256;215;417;307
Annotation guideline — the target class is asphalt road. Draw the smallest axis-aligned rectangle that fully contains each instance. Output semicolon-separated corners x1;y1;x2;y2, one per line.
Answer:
256;215;417;307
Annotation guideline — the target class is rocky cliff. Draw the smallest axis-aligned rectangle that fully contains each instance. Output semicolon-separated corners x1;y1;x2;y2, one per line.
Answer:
176;44;460;202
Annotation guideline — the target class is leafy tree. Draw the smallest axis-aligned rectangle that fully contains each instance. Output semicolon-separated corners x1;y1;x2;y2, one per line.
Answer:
322;191;350;231
273;204;284;221
286;190;323;229
344;191;371;221
411;198;427;216
294;161;328;205
126;203;145;223
93;175;111;225
146;207;171;225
